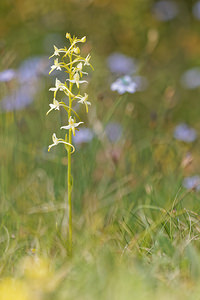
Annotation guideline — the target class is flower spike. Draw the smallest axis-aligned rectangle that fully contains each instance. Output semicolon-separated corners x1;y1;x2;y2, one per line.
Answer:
47;33;93;255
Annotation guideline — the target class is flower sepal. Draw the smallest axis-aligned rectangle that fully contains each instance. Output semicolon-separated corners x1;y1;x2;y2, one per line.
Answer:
48;133;75;153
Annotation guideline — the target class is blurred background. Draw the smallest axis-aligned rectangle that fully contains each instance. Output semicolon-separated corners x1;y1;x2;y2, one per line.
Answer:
1;0;200;299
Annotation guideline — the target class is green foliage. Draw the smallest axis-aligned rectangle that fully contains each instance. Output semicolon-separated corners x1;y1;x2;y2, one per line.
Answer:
1;0;200;298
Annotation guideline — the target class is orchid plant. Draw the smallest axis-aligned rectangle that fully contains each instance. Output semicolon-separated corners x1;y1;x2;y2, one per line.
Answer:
47;33;93;255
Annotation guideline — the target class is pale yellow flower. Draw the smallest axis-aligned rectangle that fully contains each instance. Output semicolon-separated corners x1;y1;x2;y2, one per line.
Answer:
46;98;60;115
84;54;92;66
60;116;83;136
49;58;62;74
48;133;75;152
49;45;66;58
66;73;87;88
46;99;73;115
75;62;88;77
75;93;91;113
73;47;80;54
76;62;82;71
49;78;73;97
76;54;93;70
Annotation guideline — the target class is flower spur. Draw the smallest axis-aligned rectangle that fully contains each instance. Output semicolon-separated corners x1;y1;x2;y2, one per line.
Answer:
48;133;75;153
49;78;74;98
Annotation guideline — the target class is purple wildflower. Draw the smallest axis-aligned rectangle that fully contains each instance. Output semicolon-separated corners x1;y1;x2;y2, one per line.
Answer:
17;56;49;83
181;68;200;89
107;53;137;75
0;69;16;82
153;0;179;21
193;1;200;20
105;122;122;142
183;176;200;191
0;82;37;111
174;124;197;143
73;128;94;144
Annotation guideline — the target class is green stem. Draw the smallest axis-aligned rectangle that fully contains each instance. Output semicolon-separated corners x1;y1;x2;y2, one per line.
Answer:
68;131;72;255
67;54;73;256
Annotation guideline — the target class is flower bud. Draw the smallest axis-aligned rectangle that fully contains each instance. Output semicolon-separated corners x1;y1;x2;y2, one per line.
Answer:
66;32;71;39
74;47;80;54
81;36;86;43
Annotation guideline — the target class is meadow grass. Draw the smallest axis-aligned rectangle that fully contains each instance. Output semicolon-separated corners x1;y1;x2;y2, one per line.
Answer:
1;0;200;298
1;88;200;299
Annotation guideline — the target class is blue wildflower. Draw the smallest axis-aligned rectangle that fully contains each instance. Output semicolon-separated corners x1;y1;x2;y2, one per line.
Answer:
17;56;49;83
181;68;200;89
153;0;179;21
107;53;137;75
0;69;16;82
73;128;94;144
183;176;200;191
193;1;200;20
0;82;37;111
174;124;197;143
105;122;122;142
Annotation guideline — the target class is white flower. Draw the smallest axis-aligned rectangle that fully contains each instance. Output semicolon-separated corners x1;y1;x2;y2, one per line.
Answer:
49;58;62;74
49;45;66;58
66;73;87;88
46;98;60;115
48;133;75;152
74;62;88;77
46;98;64;115
73;47;80;54
111;76;138;94
49;78;73;96
84;54;91;66
49;78;65;92
65;55;93;70
75;93;91;113
46;98;71;115
60;116;83;136
76;62;82;71
75;54;93;70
